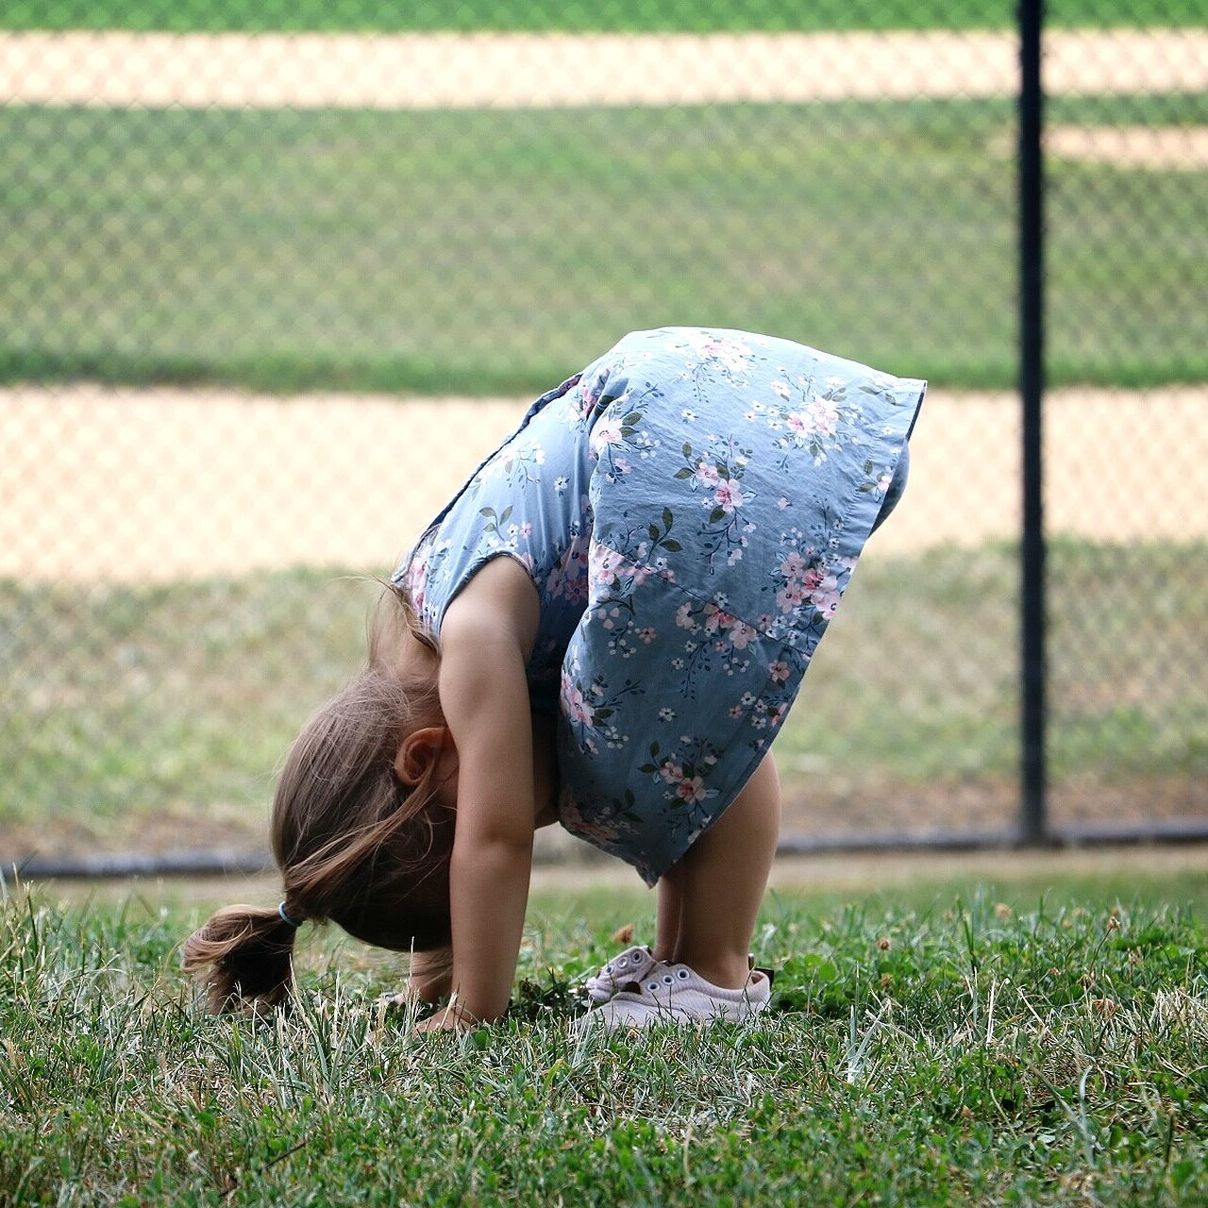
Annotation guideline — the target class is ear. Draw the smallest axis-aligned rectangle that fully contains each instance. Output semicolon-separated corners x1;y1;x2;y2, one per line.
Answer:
393;726;451;786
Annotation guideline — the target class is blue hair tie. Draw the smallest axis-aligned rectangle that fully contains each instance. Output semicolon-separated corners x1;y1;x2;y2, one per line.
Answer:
278;901;303;930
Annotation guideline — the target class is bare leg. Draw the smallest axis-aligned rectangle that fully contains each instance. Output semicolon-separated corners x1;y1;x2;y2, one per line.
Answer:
654;870;683;964
654;752;781;988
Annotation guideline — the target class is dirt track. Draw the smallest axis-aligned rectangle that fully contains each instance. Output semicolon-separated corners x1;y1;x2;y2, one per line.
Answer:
2;383;1203;584
1045;123;1208;169
1;29;1206;108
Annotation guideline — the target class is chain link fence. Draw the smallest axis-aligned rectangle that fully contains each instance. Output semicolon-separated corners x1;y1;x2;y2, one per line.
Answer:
1;2;1204;869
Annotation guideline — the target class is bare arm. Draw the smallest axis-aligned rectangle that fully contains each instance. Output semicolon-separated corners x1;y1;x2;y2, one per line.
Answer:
406;951;453;1003
436;558;540;1024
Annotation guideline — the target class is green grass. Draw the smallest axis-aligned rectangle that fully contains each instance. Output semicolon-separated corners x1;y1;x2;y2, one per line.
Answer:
2;877;1206;1205
2;94;1205;396
2;0;1203;32
2;540;1204;851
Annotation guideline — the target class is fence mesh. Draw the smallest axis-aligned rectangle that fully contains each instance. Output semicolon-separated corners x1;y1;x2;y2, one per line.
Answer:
1;2;1204;863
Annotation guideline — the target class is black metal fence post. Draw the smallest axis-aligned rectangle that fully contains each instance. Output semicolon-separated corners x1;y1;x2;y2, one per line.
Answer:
1018;0;1048;844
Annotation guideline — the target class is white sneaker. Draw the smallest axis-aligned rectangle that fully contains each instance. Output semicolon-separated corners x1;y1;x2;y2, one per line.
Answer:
583;945;657;1003
578;962;773;1031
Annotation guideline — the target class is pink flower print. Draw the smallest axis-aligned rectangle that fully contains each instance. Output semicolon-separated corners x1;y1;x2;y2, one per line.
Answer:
813;594;841;621
729;622;758;650
546;551;587;605
768;659;791;684
801;565;825;592
590;418;624;456
561;674;596;727
676;775;708;804
686;330;748;367
810;574;842;620
695;461;720;487
637;626;657;644
578;377;602;417
565;577;587;605
809;395;839;437
590;542;625;588
558;795;618;844
729;704;744;719
658;759;685;784
777;496;790;510
547;536;590;602
613;457;633;477
714;479;745;513
787;410;812;438
702;603;736;634
693;335;753;372
780;551;808;581
776;582;806;613
675;602;697;630
406;557;429;614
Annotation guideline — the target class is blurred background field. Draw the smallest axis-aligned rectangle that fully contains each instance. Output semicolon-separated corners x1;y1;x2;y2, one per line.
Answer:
2;539;1204;855
0;2;1204;864
2;0;1201;33
2;93;1204;394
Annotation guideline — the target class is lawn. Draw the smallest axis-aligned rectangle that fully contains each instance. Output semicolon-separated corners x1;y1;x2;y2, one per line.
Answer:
2;539;1204;854
1;873;1205;1204
1;0;1201;33
2;95;1204;396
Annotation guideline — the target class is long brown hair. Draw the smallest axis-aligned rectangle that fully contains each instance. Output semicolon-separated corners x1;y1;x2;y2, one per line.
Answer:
182;583;454;1013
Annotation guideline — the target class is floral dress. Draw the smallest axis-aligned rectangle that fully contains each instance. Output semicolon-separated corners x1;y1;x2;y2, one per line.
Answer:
397;327;925;885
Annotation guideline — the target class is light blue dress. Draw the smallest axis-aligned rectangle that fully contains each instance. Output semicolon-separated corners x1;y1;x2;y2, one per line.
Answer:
397;328;924;884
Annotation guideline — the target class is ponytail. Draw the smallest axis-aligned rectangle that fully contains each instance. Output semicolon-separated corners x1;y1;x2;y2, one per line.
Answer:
182;903;302;1014
182;580;455;1014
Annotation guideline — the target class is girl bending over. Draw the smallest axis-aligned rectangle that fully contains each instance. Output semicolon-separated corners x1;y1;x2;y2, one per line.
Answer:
185;327;922;1031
